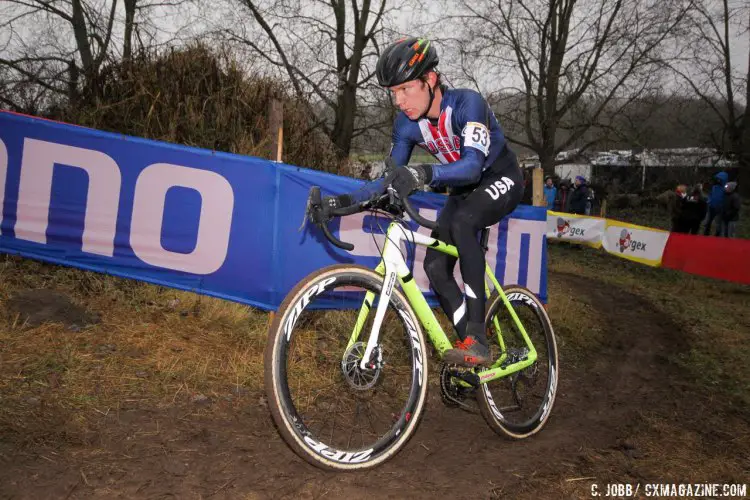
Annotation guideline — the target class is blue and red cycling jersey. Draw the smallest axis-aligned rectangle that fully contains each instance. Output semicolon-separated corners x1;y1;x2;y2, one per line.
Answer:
351;86;516;203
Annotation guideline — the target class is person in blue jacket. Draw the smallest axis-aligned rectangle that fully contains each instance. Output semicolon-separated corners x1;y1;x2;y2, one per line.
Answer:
544;176;557;211
704;171;729;236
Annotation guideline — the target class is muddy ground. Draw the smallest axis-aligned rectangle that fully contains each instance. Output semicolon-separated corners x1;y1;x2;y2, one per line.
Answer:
1;271;747;499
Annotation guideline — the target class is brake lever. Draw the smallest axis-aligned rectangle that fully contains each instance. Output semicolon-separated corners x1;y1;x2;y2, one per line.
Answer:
298;190;313;231
388;185;397;206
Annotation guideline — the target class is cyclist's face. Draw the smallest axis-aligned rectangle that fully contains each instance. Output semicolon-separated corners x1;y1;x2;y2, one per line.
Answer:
388;79;430;120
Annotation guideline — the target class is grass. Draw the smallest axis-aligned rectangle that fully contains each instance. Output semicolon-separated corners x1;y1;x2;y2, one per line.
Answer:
540;241;750;490
547;242;749;408
545;276;607;363
0;216;748;487
0;255;269;447
2;241;747;419
546;242;749;485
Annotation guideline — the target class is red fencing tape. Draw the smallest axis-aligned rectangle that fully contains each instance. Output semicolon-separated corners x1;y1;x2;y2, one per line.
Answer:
661;233;750;285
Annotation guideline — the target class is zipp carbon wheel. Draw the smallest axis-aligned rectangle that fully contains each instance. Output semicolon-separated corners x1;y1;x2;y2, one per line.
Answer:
476;286;558;438
264;264;428;471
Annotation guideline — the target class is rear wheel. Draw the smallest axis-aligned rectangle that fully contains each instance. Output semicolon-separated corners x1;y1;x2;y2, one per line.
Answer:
265;264;428;470
476;286;558;438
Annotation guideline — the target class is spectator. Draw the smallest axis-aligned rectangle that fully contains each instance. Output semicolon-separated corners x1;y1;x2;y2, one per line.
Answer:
543;176;557;211
704;171;729;236
680;184;708;235
721;181;741;238
585;186;596;215
568;175;589;215
670;184;688;232
555;179;571;212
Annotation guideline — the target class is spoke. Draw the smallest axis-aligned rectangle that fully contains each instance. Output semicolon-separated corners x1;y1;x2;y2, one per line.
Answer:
347;403;360;449
364;400;378;441
328;396;338;445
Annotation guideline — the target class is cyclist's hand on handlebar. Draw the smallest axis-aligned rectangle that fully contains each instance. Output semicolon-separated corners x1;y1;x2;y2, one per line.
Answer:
310;194;355;225
391;165;433;198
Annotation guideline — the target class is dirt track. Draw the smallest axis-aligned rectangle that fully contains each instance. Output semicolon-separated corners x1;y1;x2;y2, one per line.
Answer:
0;271;745;499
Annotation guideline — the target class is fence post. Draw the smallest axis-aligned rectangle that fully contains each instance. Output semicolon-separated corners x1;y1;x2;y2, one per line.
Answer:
268;98;283;162
267;98;283;325
532;167;545;207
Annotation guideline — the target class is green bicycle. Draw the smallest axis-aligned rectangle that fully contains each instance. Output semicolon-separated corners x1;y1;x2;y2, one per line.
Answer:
264;180;558;471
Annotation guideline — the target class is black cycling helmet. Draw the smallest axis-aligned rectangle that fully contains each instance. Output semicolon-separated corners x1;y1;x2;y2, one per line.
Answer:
376;37;439;87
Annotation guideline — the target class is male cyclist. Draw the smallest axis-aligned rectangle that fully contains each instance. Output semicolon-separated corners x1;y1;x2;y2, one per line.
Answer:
319;37;524;366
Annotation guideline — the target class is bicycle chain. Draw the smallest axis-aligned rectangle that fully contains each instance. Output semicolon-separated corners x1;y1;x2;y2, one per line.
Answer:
439;364;479;414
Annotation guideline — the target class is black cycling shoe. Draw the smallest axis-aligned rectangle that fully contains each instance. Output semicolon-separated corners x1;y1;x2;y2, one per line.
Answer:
443;336;491;367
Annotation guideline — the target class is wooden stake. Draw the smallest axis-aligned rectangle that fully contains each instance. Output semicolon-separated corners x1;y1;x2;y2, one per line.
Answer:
267;99;283;161
532;167;545;207
276;127;283;162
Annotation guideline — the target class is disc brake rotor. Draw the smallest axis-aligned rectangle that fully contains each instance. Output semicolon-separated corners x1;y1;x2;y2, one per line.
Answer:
341;341;382;390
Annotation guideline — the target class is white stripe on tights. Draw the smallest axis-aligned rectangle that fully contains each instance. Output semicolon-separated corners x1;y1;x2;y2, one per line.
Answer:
453;301;466;326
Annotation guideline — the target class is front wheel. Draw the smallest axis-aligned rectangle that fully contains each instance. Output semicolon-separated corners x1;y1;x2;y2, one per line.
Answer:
264;264;428;471
476;286;559;439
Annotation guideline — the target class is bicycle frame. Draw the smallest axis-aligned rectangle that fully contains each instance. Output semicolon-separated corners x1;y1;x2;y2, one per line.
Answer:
347;219;538;385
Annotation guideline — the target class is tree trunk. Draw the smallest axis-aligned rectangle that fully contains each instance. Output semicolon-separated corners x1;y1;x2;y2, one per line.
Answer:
332;83;357;160
71;0;94;74
124;0;137;61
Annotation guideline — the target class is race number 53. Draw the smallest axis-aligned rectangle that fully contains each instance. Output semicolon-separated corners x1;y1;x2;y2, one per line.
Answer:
463;122;490;155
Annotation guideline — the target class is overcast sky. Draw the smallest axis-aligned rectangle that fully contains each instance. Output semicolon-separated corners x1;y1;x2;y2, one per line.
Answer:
1;0;747;102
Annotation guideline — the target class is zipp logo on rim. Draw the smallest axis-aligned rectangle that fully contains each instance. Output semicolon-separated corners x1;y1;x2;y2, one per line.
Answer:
303;435;374;464
484;386;504;421
506;292;536;308
540;365;557;422
285;277;337;340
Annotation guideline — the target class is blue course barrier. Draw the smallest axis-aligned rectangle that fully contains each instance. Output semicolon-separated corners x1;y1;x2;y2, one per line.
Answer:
0;111;547;309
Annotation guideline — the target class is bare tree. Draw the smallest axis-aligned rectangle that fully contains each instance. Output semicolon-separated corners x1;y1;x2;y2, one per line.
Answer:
0;0;190;110
1;0;119;102
660;0;749;186
444;0;692;173
218;0;403;160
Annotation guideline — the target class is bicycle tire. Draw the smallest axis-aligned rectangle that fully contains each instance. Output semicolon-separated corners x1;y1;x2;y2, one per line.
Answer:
264;264;428;471
476;286;559;438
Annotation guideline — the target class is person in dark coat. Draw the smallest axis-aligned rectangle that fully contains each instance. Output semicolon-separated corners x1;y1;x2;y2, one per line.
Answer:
721;181;741;238
670;184;688;232
568;175;589;215
555;179;571;212
680;184;708;234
